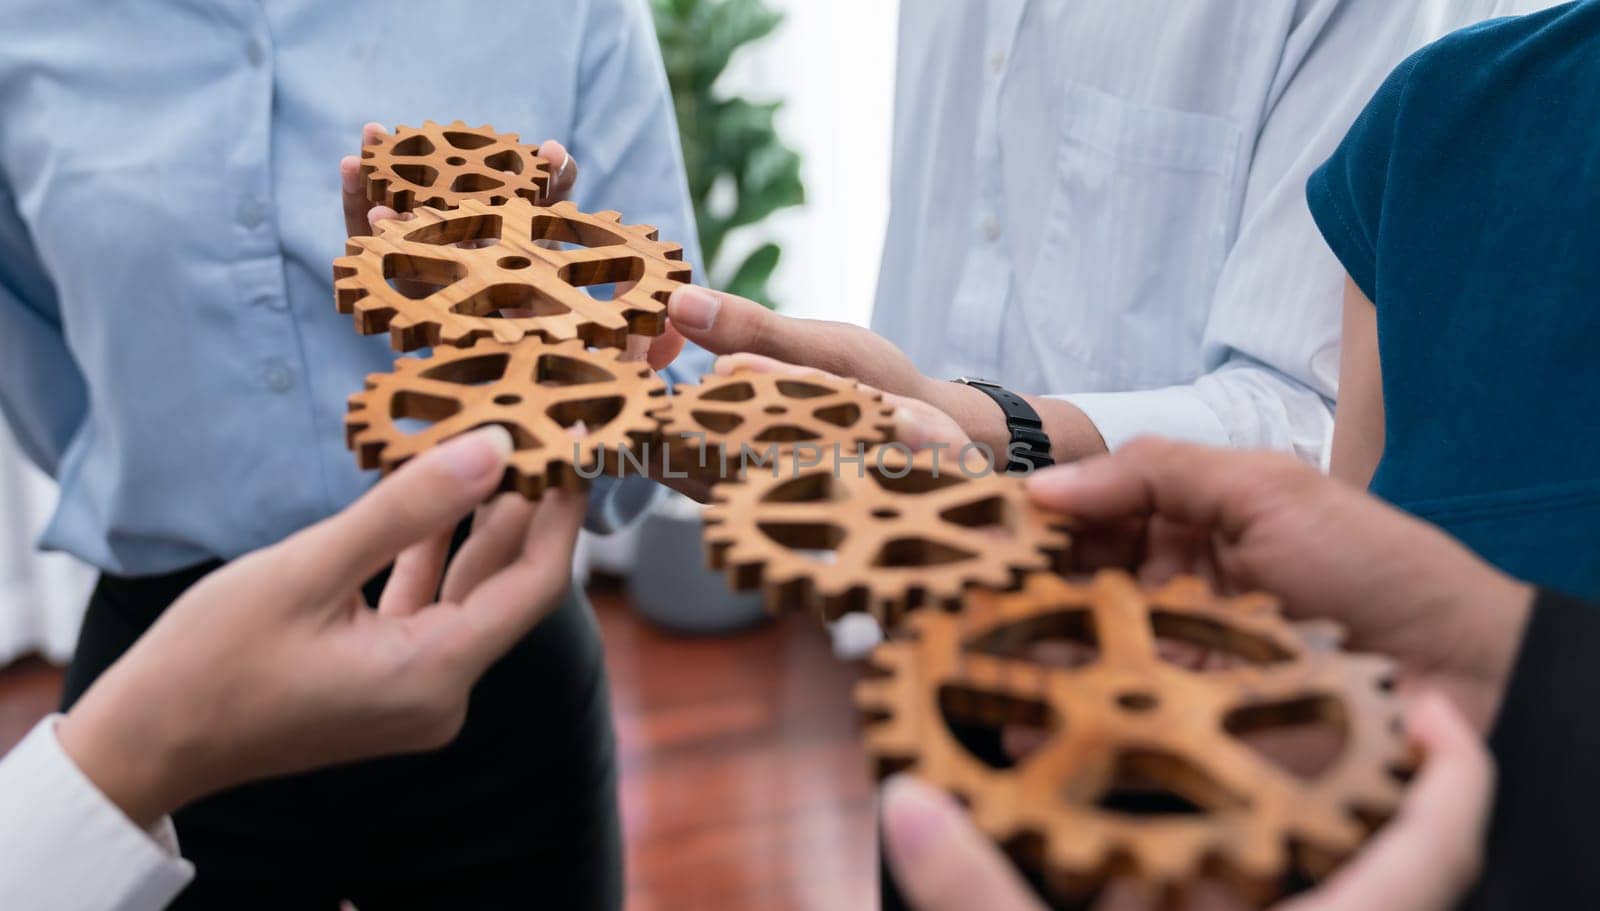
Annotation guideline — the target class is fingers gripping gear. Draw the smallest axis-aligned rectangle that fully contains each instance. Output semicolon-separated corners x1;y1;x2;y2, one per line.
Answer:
345;338;669;500
855;571;1413;905
702;447;1071;627
362;121;553;213
334;198;692;352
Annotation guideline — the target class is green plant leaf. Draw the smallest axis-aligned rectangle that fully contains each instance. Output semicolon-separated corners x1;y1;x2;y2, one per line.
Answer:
723;243;782;308
654;0;805;310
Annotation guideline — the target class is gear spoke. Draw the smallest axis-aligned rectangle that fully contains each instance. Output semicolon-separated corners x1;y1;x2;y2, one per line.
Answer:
855;572;1411;903
347;338;667;498
338;197;689;353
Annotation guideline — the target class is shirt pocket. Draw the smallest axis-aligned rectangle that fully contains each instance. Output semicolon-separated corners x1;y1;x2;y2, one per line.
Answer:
1021;80;1240;390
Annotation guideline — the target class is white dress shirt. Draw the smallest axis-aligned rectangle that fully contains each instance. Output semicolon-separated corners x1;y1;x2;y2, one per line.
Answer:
0;717;191;911
874;0;1505;464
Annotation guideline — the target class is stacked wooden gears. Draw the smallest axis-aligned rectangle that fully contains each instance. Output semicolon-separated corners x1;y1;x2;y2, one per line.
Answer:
332;122;1412;909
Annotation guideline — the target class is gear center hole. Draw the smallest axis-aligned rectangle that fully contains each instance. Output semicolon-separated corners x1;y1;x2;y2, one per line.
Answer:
1116;691;1159;713
445;156;468;166
497;256;533;271
494;394;523;407
871;507;901;521
764;405;788;415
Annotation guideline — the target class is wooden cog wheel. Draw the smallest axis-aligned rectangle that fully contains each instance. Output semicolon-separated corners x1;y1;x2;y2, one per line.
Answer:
346;338;668;499
334;197;692;352
361;120;552;213
702;446;1071;626
661;369;897;482
856;571;1412;906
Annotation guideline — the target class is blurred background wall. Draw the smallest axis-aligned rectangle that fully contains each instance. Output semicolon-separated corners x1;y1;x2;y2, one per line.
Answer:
702;0;899;327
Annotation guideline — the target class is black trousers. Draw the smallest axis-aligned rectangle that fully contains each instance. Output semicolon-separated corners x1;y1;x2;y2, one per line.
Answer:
61;554;623;910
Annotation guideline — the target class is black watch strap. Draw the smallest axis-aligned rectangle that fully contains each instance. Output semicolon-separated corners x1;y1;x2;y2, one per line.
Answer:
952;378;1055;473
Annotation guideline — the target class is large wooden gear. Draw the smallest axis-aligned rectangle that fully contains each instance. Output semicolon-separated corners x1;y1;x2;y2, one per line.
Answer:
334;197;691;352
346;338;667;499
361;121;553;213
660;369;897;482
703;446;1071;626
856;570;1412;906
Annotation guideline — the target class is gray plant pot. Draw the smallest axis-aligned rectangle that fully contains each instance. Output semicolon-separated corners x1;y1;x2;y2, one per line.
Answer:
628;496;769;635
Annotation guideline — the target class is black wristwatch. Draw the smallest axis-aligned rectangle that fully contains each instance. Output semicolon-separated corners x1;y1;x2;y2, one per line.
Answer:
951;377;1055;474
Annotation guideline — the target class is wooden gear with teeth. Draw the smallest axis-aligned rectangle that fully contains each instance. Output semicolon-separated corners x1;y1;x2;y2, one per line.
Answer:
345;338;667;499
361;121;553;213
855;571;1413;906
660;369;898;482
334;197;691;352
702;446;1071;627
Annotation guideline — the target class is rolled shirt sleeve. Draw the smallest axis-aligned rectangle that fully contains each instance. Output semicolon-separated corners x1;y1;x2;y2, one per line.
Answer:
0;716;193;911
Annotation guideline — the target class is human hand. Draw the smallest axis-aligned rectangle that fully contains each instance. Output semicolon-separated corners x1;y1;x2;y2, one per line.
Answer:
666;287;1109;461
339;122;579;238
882;693;1492;911
56;426;584;828
338;124;684;371
1027;439;1533;732
708;352;971;454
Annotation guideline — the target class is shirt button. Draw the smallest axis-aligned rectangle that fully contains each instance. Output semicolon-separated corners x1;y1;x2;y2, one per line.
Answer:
265;363;295;393
247;40;266;67
990;51;1006;75
982;215;1002;242
237;198;265;229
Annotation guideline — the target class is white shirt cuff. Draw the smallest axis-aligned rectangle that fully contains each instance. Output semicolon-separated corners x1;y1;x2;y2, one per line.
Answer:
0;715;193;911
1055;385;1231;453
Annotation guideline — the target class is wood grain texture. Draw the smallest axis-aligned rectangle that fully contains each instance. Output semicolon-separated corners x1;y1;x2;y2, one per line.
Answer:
334;198;690;352
856;571;1411;906
361;121;553;213
345;337;668;499
704;446;1073;627
660;368;897;484
595;585;877;911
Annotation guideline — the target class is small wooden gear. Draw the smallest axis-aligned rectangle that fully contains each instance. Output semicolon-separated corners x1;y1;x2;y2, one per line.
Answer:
856;571;1412;906
334;197;691;352
702;446;1071;626
346;337;668;499
660;369;897;482
361;121;553;213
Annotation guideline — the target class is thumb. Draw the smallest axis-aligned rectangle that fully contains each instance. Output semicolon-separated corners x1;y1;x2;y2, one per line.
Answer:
290;426;513;597
668;284;795;359
882;776;1047;911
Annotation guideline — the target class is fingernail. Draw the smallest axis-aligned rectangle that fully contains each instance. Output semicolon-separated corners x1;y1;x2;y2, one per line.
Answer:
340;158;360;193
443;426;514;481
671;287;721;332
882;776;955;865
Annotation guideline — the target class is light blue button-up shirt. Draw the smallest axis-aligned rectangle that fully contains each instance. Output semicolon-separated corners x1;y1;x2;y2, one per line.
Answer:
875;0;1506;465
0;0;704;574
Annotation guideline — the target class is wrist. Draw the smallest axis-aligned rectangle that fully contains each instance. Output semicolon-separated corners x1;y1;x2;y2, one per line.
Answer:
57;688;208;829
1461;574;1536;730
926;379;1013;455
